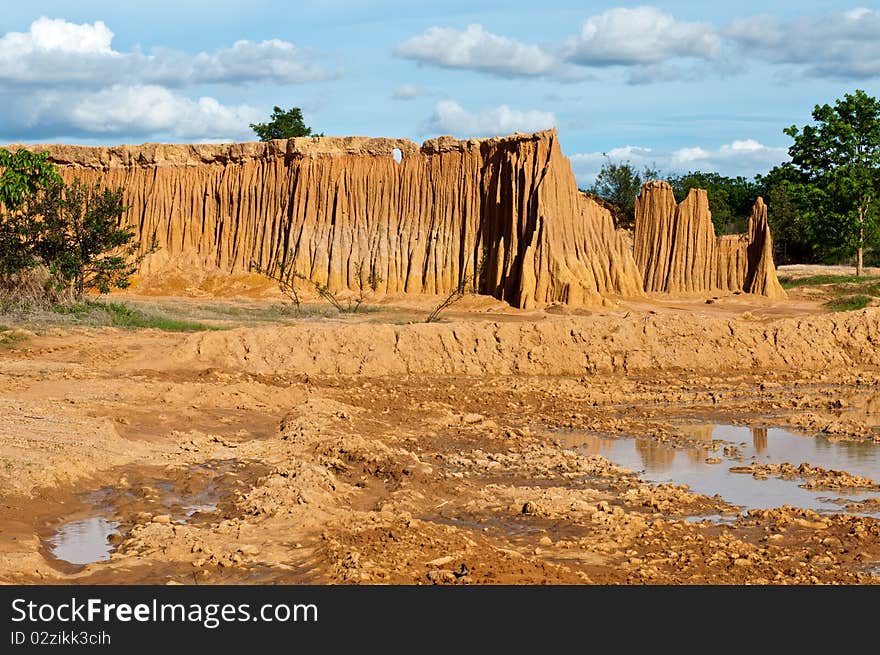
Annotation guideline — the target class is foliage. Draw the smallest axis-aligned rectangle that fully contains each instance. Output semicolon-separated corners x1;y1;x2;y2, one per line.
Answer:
24;178;149;299
52;301;218;331
0;149;62;278
588;158;659;230
0;148;61;211
2;148;149;303
824;295;873;312
783;89;880;274
250;106;316;141
755;164;812;264
779;274;880;289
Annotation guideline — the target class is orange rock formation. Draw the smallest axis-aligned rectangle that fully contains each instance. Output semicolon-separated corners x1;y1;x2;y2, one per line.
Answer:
34;130;642;309
633;181;785;298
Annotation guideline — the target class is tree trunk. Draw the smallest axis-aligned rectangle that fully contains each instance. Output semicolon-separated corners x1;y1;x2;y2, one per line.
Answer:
856;202;865;277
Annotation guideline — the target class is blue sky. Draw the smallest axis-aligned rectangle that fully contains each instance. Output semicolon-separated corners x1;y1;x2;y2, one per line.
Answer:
1;1;878;184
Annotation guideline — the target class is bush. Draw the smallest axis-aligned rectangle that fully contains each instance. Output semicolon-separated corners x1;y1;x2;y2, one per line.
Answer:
1;174;151;305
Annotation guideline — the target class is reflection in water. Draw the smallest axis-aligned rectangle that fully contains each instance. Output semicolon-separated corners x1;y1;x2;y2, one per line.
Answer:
558;424;880;516
635;439;675;471
752;427;768;453
49;517;118;565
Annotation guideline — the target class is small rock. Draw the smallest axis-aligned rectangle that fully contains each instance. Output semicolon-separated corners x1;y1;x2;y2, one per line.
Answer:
538;536;553;547
426;555;455;567
238;545;261;556
152;514;172;524
522;501;539;515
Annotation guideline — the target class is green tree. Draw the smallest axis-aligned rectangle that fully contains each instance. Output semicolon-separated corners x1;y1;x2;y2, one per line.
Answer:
756;164;812;264
0;148;62;278
29;178;147;299
250;106;315;141
589;158;659;229
784;89;880;276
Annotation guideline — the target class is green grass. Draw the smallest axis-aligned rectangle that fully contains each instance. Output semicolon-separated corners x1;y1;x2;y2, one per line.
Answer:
779;274;880;289
0;327;27;349
53;301;220;332
824;295;873;312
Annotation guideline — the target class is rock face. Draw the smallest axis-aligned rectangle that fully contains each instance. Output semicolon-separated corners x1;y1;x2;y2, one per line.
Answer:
633;181;785;298
30;130;642;309
745;198;786;299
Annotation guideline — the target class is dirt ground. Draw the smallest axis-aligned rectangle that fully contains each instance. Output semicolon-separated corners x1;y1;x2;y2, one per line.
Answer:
0;278;878;585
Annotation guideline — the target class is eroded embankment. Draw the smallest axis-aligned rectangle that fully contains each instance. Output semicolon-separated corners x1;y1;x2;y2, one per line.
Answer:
27;130;641;309
167;308;880;377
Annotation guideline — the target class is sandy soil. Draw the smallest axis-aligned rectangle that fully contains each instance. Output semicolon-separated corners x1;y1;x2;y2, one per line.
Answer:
0;290;878;585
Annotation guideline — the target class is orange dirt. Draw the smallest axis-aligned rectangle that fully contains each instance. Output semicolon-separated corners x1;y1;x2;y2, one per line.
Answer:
0;291;878;585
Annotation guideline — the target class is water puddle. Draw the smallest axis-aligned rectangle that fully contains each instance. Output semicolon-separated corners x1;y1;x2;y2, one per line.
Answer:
43;459;245;567
48;517;119;565
557;425;880;518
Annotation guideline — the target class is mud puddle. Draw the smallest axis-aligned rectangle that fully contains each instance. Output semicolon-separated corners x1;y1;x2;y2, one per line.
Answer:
43;459;247;567
47;517;120;566
555;425;880;518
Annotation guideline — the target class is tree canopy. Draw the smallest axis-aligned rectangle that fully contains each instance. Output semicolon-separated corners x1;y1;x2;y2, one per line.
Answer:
588;158;659;230
1;149;147;302
250;106;315;141
783;89;880;275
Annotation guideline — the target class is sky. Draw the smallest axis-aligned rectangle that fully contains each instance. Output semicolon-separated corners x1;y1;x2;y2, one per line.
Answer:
1;1;878;185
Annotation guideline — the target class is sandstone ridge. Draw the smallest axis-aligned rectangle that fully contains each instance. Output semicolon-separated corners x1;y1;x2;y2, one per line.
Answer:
633;181;785;298
27;130;642;309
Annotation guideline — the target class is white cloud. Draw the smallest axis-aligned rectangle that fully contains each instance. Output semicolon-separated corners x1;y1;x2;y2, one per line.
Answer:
565;7;720;66
0;17;334;142
570;139;787;186
3;16;114;54
392;84;421;100
395;24;558;77
64;85;262;139
0;84;261;141
0;17;338;88
422;100;555;137
726;8;880;79
671;139;788;172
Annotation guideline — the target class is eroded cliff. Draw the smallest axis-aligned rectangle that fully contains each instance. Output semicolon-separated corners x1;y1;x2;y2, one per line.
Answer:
34;130;642;308
633;181;785;298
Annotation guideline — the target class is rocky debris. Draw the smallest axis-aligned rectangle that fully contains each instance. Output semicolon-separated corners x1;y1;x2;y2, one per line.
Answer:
730;462;879;490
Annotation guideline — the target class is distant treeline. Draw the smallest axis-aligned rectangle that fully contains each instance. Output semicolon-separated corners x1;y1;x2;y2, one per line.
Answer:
585;90;880;271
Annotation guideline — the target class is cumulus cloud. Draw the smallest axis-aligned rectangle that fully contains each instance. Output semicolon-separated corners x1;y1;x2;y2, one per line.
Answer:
422;101;555;137
671;139;788;172
65;85;262;139
395;24;558;78
565;7;720;65
0;84;262;141
725;7;880;79
0;16;339;88
0;17;334;142
562;6;722;83
570;139;787;186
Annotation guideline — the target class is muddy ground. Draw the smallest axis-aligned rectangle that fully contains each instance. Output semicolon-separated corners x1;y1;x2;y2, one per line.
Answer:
1;276;878;585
